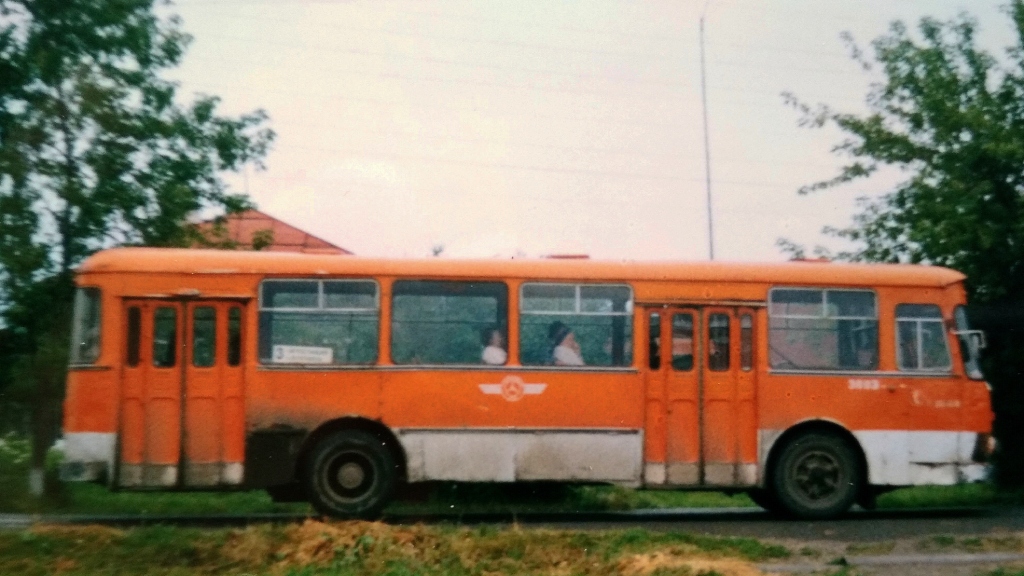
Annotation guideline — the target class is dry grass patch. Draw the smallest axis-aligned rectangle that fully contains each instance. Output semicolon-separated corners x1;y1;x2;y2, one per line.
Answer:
0;519;788;575
618;551;769;576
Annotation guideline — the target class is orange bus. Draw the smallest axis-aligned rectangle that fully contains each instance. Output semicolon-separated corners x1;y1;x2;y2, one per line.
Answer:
60;248;993;519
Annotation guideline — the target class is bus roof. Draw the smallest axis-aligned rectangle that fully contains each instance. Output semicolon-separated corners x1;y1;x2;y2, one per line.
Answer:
77;247;966;288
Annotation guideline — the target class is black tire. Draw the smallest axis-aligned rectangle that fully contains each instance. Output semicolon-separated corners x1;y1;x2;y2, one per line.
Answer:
304;430;397;518
746;488;780;514
770;433;862;520
266;482;306;503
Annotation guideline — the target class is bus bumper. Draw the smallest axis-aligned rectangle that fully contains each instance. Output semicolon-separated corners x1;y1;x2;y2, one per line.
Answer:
958;463;988;483
58;432;115;483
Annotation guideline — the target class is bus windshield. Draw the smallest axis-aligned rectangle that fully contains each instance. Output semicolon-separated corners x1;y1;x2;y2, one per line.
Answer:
69;287;102;365
954;306;984;380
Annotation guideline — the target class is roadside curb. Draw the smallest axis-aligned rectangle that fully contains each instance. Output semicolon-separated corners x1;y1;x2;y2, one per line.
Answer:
0;514;34;530
0;512;313;529
762;552;1024;573
0;506;1006;530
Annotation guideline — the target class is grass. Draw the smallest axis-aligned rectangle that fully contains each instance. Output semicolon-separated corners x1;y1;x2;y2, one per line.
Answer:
875;483;1020;509
0;520;789;576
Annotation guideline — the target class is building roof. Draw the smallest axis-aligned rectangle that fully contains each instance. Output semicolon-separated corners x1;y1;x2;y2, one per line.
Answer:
195;209;351;255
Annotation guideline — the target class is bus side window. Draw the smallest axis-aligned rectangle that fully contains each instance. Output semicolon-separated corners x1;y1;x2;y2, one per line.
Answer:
126;307;141;367
708;313;730;371
259;279;379;365
671;313;694;371
769;288;878;370
228;307;242;367
649;313;661;369
70;287;102;365
391;280;508;365
519;283;633;367
192;306;216;367
153;307;177;368
896;304;952;371
740;314;753;371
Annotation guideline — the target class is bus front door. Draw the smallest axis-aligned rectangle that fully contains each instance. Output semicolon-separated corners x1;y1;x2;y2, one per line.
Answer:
181;301;247;487
118;299;247;488
645;306;757;487
700;307;758;487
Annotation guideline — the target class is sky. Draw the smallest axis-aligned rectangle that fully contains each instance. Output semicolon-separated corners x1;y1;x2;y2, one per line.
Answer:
167;0;1014;261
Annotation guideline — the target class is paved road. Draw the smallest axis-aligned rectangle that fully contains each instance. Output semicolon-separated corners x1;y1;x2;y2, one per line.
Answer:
536;506;1024;541
4;506;1023;540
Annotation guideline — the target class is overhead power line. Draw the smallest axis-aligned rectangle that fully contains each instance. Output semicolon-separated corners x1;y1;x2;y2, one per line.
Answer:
248;172;814;214
190;40;686;99
201;34;688;89
250;142;820;190
284;144;689;181
188;82;698;131
174;5;689;62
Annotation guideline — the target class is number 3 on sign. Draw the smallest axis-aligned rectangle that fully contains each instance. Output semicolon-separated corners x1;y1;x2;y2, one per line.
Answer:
848;378;880;390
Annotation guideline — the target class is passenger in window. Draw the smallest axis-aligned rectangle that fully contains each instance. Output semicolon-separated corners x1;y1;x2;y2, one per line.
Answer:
549;321;585;366
481;326;507;365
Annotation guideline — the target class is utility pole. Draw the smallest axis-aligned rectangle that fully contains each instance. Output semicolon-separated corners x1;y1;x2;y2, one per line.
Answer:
699;1;714;260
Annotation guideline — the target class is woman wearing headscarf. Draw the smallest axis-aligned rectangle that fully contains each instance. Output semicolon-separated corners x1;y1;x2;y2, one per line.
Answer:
548;321;585;366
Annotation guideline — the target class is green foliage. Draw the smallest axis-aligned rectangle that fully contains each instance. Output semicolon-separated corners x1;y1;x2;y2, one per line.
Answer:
0;0;272;448
0;0;273;297
784;4;1024;297
0;433;68;512
0;0;273;316
785;2;1024;485
251;227;275;251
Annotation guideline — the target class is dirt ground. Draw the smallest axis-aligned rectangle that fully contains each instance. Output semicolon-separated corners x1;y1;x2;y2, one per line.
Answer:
759;534;1024;575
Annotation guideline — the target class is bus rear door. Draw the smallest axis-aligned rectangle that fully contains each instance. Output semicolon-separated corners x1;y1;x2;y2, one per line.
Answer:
645;306;758;487
119;299;247;488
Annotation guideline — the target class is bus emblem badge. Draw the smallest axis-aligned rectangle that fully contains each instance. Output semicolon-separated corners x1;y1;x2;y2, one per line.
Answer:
479;375;547;402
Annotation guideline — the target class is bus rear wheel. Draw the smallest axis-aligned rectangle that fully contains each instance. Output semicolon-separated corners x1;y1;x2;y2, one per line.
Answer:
771;432;861;520
304;430;396;518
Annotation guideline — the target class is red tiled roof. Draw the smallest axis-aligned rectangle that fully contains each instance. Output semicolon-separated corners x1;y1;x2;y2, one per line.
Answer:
196;209;352;255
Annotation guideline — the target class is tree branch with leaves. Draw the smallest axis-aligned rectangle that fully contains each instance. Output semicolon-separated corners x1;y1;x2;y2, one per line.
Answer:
0;0;274;494
785;1;1024;485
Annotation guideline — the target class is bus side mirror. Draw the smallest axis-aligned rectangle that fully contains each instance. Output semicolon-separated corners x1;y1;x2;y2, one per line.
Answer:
954;329;987;353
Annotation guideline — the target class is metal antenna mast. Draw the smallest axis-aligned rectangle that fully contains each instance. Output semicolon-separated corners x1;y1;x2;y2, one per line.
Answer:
699;0;714;260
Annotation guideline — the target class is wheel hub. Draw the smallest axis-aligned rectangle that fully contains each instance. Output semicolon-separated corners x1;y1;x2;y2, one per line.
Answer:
337;461;366;490
794;451;840;500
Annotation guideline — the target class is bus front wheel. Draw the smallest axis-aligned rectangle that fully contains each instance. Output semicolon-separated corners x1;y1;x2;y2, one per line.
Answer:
304;430;396;518
771;432;861;520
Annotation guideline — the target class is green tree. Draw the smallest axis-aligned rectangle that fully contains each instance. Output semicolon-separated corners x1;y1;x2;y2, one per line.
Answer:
785;3;1024;484
0;0;274;493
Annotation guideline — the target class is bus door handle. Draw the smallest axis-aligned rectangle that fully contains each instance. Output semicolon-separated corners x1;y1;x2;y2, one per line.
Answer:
886;383;907;392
